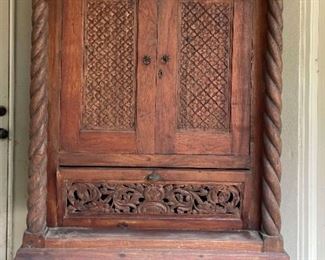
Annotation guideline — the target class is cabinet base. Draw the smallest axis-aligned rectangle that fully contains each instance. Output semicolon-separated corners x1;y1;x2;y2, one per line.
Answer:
16;228;289;259
16;248;289;260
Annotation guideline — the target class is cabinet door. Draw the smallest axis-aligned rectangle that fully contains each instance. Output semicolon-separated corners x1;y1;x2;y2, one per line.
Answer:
60;0;157;154
156;0;251;156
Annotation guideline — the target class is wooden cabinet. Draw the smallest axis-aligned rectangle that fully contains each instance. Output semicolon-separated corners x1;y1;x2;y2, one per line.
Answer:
16;0;289;259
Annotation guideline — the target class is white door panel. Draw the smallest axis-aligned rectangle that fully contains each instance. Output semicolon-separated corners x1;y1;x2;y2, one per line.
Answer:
0;0;10;259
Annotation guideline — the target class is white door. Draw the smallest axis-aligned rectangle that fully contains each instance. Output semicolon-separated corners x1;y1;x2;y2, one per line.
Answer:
0;0;11;259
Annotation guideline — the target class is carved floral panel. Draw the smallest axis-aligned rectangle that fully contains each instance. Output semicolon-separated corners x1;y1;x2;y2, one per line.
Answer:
178;1;233;131
65;182;242;217
82;0;137;130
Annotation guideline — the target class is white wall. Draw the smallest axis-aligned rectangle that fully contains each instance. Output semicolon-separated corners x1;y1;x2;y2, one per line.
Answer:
281;1;300;259
12;0;30;255
317;1;325;259
11;1;320;260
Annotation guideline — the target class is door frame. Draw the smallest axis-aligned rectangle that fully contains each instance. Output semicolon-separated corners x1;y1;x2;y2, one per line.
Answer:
0;0;15;259
297;0;320;259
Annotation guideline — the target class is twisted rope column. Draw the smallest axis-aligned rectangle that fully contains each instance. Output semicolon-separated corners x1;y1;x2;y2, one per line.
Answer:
261;0;283;238
27;0;49;235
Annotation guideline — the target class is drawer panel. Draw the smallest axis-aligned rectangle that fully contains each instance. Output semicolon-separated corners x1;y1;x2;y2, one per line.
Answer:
57;168;250;230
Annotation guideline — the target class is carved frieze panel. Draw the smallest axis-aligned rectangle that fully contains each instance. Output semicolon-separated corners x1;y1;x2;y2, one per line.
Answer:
178;1;233;131
65;182;242;217
82;0;137;130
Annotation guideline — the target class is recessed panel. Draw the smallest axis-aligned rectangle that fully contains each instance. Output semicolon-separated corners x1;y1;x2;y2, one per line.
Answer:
177;1;233;131
82;0;137;131
58;168;248;230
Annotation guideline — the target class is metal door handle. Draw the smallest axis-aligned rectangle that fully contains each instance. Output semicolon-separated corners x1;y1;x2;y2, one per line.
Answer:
0;128;9;139
0;106;7;116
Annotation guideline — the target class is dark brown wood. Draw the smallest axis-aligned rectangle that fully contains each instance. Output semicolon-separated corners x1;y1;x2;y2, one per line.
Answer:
59;152;250;168
47;0;62;227
247;0;268;232
155;0;178;154
136;0;158;154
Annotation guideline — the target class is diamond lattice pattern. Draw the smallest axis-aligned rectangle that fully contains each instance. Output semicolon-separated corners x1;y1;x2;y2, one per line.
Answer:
82;0;137;130
178;1;233;131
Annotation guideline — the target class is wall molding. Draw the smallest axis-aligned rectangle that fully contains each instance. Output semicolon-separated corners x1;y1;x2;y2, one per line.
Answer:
297;0;319;259
7;0;15;259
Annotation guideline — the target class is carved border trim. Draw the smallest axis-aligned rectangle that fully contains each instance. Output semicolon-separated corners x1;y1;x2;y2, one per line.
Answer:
261;0;284;251
26;0;48;237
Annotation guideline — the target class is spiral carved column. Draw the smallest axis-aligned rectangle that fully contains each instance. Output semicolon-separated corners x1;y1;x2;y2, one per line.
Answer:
261;0;283;247
27;0;49;236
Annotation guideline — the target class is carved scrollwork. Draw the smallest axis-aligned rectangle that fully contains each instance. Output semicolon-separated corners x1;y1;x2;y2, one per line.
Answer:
66;182;242;217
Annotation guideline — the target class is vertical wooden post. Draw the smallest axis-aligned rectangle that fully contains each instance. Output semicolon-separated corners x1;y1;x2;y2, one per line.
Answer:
24;0;49;247
261;0;284;252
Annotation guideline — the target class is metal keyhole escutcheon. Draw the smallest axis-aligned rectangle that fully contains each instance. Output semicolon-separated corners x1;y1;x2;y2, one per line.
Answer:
143;55;151;65
158;69;163;79
161;55;170;64
146;172;161;182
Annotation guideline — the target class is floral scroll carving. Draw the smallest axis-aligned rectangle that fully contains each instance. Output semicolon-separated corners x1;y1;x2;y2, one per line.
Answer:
66;183;242;217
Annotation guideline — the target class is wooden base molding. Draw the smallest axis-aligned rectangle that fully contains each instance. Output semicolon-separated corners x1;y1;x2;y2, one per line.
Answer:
16;248;289;260
16;229;288;259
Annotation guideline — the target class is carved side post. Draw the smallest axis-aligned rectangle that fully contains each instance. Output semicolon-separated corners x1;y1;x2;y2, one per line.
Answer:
261;0;284;252
23;0;49;247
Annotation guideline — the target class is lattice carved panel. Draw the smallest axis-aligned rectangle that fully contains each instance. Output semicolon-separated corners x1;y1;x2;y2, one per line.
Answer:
65;182;242;217
178;1;233;131
82;0;137;130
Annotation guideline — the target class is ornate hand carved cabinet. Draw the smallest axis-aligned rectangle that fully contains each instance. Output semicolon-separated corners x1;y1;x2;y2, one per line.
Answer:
17;0;289;259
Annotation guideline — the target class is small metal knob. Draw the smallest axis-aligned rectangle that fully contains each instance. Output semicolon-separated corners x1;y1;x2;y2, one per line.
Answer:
0;106;7;116
0;128;9;139
146;172;161;182
143;55;151;65
161;54;170;64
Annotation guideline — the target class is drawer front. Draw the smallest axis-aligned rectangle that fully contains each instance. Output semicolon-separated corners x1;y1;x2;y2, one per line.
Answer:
57;168;250;230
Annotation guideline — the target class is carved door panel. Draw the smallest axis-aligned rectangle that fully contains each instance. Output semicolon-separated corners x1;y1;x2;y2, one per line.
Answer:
156;0;251;155
60;0;251;158
60;0;158;154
